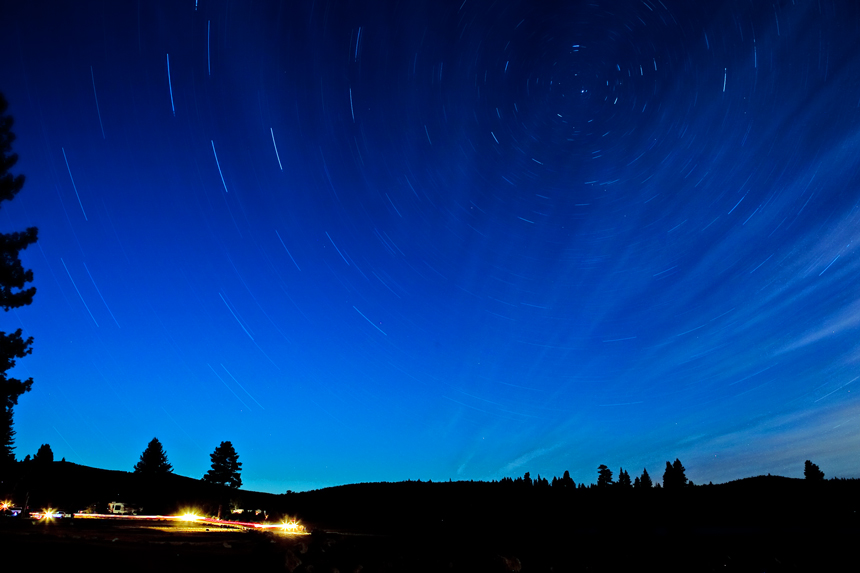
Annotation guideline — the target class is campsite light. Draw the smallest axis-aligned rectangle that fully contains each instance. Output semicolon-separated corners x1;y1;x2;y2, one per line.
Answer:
0;500;10;511
280;519;301;532
181;512;200;522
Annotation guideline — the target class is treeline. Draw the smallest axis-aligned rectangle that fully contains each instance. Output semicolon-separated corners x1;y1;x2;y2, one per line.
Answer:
389;458;828;493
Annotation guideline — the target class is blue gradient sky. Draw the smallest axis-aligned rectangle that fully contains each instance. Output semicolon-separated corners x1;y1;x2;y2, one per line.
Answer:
2;1;859;493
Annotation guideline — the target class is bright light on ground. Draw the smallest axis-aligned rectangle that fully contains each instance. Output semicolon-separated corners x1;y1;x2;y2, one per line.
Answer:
180;513;200;522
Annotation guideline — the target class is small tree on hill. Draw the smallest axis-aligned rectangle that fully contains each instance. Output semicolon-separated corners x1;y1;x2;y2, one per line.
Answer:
597;464;613;487
134;437;173;475
617;468;632;488
637;468;653;488
804;460;824;481
33;443;53;463
203;441;242;489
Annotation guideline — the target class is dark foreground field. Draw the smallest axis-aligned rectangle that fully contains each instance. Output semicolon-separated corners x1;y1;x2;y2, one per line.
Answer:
3;465;860;571
1;516;858;572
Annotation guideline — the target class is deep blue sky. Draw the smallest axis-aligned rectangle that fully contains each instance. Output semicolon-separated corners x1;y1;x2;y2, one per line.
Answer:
2;0;859;493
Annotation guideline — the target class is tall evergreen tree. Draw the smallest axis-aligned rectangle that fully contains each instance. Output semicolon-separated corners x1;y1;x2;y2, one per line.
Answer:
639;467;653;488
133;437;173;475
597;464;613;487
662;458;687;489
617;468;632;488
203;441;242;489
559;469;575;489
0;93;38;467
804;460;824;481
672;458;687;487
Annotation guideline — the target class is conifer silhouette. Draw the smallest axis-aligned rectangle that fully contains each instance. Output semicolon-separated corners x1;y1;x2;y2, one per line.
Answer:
203;440;242;488
597;464;614;487
804;460;824;481
134;437;173;475
0;93;38;466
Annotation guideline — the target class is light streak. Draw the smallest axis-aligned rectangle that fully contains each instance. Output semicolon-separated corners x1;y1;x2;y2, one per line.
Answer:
728;192;747;214
275;230;301;271
61;258;98;326
221;363;264;409
61;148;88;220
90;66;105;138
819;255;839;276
219;292;253;340
84;262;120;327
325;231;350;265
208;363;252;410
211;140;229;193
166;54;175;116
270;127;283;170
70;512;307;533
354;26;361;60
353;305;387;335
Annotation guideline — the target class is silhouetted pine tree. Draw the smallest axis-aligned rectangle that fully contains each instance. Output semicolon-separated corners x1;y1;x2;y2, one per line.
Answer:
203;441;242;489
0;92;38;467
33;443;53;463
617;468;632;488
597;464;613;487
804;460;824;481
134;437;173;475
560;469;575;489
662;459;687;489
637;468;653;488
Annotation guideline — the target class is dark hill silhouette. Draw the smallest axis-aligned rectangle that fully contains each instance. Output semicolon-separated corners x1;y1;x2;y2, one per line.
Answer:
280;476;860;535
4;462;859;536
3;464;860;571
1;460;280;516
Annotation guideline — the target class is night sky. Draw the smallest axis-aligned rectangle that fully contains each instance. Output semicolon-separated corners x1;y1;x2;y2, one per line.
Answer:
2;0;860;494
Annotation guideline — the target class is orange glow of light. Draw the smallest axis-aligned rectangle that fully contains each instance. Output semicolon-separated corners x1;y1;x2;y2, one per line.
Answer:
280;519;302;532
180;512;201;522
0;501;10;511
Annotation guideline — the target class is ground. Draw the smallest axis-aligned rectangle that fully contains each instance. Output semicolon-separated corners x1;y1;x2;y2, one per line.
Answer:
2;515;859;572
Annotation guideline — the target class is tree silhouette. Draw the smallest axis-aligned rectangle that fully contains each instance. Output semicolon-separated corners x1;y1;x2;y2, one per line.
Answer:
617;468;632;488
33;443;53;464
597;464;613;487
203;441;242;489
133;437;173;475
637;468;653;488
0;93;38;467
558;469;575;489
662;459;687;489
804;460;824;481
